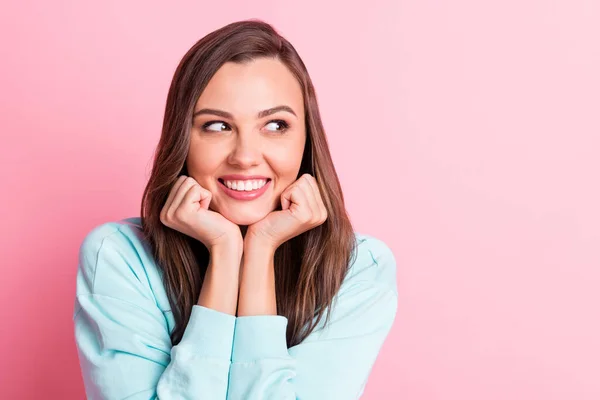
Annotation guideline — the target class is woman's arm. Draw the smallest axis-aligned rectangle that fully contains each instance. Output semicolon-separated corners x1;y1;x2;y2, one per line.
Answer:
227;234;398;400
74;224;242;400
236;173;325;318
236;238;277;317
199;242;243;315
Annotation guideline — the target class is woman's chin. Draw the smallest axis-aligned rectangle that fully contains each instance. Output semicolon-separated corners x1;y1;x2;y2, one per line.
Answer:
219;209;268;226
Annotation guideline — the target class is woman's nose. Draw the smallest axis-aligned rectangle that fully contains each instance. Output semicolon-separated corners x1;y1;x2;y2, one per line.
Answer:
227;133;262;167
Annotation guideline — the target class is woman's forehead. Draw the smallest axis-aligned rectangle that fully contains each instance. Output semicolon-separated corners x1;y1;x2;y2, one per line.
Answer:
195;59;304;117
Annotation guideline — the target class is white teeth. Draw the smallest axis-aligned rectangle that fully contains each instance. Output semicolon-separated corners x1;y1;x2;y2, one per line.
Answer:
224;179;267;192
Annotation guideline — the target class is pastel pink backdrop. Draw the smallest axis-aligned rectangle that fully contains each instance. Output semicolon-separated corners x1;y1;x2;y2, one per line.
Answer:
1;0;599;399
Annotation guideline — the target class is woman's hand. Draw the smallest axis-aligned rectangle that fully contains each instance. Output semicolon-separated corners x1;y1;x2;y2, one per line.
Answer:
246;173;328;250
160;175;243;251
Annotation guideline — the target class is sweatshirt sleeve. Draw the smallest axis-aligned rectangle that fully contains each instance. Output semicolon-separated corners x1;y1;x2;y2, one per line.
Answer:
226;236;398;400
73;226;235;400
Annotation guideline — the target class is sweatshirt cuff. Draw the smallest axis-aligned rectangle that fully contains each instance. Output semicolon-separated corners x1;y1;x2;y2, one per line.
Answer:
178;305;236;359
232;315;289;362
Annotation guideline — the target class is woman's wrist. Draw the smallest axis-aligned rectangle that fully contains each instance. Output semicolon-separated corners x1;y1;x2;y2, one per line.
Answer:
237;235;277;316
243;232;278;257
207;229;244;256
210;241;243;261
198;242;243;315
245;227;281;253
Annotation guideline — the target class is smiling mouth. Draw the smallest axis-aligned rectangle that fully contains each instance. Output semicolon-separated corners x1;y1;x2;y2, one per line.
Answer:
217;178;271;187
217;178;272;201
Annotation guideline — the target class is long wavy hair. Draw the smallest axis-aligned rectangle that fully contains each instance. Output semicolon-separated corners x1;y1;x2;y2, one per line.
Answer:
140;19;357;348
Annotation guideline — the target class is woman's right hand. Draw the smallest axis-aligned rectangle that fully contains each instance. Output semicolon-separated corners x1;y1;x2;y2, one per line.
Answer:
160;175;243;252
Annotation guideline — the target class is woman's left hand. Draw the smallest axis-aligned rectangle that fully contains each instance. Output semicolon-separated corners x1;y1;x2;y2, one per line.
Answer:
246;173;328;250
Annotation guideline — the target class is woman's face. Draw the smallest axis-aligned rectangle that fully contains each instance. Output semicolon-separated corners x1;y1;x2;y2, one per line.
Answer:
187;57;307;226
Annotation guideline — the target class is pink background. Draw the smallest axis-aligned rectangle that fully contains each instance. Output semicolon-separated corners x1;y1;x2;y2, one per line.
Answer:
1;0;599;399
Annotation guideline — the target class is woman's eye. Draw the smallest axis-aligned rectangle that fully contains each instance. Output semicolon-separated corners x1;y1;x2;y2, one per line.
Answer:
265;120;289;132
202;121;230;132
201;120;288;133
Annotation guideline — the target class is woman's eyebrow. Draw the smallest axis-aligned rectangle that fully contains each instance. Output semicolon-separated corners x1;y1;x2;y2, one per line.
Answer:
193;105;297;120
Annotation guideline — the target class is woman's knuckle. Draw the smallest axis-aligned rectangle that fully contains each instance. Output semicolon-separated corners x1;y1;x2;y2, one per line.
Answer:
173;208;185;220
300;213;311;224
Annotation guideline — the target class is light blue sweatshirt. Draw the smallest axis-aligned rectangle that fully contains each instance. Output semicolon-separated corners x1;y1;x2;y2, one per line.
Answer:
73;217;398;399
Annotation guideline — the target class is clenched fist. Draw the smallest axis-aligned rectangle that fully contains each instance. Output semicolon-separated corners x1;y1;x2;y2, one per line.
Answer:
160;175;243;251
246;173;328;250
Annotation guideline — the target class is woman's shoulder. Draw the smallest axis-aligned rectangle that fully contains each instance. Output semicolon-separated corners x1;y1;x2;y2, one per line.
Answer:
77;216;150;276
76;216;169;310
80;216;145;244
344;232;398;296
306;232;398;338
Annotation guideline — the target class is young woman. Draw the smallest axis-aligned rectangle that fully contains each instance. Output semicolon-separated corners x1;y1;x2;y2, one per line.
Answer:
74;19;398;399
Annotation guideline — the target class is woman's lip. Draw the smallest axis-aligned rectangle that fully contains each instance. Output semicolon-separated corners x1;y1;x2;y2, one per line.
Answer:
218;179;271;201
219;174;271;181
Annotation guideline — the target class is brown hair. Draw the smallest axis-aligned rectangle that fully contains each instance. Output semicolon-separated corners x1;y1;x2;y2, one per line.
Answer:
140;19;357;347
